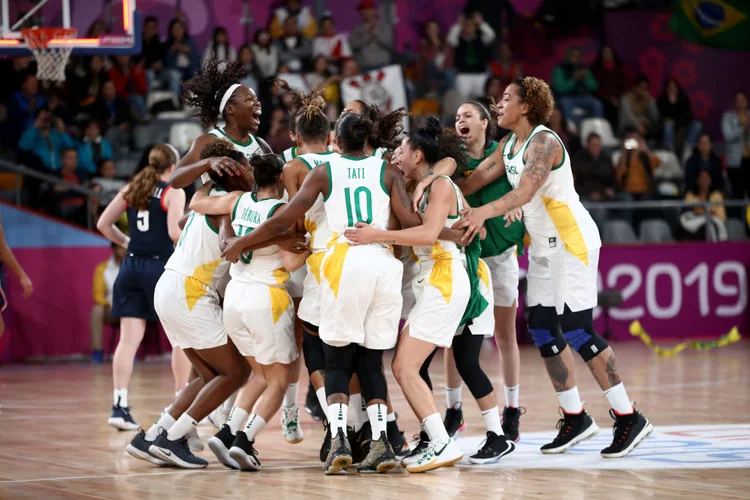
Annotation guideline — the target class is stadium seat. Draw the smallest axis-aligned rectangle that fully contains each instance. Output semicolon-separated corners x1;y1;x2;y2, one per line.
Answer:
169;121;204;154
726;218;747;241
639;219;674;243
146;90;180;112
602;219;637;244
653;150;682;180
579;118;619;148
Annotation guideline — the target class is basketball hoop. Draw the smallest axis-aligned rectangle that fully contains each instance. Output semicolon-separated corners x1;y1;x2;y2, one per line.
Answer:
21;27;78;82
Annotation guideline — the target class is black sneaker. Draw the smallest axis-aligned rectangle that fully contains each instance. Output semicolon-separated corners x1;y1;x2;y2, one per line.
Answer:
401;431;430;467
228;430;262;471
108;404;139;431
304;384;326;421
540;409;599;454
502;406;526;443
324;428;352;475
600;409;653;458
148;429;208;469
387;420;409;458
208;424;239;469
356;431;399;473
126;428;169;466
352;422;372;464
319;420;331;463
468;431;516;464
443;403;465;438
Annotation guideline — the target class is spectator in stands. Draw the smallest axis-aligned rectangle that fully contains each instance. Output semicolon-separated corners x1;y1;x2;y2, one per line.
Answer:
78;120;114;176
484;76;504;104
616;128;661;201
91;158;126;210
313;14;352;63
108;55;148;121
684;133;724;195
88;80;133;132
488;41;522;89
202;26;236;66
52;148;87;225
6;73;46;141
350;0;394;71
141;16;181;96
721;90;750;202
447;10;495;100
307;55;341;113
590;44;629;128
47;94;72;129
237;44;263;93
91;243;126;363
658;78;702;155
573;133;617;202
165;18;200;82
18;107;74;172
619;75;659;138
552;46;603;129
680;169;728;241
0;56;35;104
416;20;453;95
276;16;313;73
252;28;280;79
266;108;294;152
69;56;109;115
269;0;317;39
341;58;361;78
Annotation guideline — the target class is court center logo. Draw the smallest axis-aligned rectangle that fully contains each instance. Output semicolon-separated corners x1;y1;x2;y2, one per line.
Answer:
456;424;750;469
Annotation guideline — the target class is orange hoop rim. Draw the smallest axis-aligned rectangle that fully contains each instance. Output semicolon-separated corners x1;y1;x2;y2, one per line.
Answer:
21;27;78;49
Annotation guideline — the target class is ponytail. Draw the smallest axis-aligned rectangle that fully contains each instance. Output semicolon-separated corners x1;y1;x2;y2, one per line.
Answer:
124;144;176;211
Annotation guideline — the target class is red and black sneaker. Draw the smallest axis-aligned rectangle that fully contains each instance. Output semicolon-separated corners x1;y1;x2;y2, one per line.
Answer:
501;406;526;443
540;408;599;454
600;408;653;458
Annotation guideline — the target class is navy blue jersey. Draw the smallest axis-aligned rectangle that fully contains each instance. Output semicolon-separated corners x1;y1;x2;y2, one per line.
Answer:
126;181;175;258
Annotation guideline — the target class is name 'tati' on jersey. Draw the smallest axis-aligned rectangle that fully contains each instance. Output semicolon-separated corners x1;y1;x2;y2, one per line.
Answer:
503;124;601;260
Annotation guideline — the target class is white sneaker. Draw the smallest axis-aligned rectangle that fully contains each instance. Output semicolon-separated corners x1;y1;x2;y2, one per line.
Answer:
281;405;304;444
405;437;463;473
188;425;204;452
209;392;237;429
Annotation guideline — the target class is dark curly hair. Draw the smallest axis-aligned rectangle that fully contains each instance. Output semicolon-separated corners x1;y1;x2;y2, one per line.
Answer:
250;153;283;188
466;99;501;147
349;101;407;152
182;57;248;129
514;77;555;126
336;112;372;152
408;117;467;170
199;138;251;191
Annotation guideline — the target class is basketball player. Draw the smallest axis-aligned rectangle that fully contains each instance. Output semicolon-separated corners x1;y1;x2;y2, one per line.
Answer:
340;100;407;159
97;145;185;430
0;212;34;339
127;140;254;468
186;153;308;471
414;100;525;442
455;77;653;458
222;113;419;474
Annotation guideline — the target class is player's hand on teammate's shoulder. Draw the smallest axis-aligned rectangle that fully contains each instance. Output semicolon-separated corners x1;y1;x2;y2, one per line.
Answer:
208;156;244;177
344;222;379;246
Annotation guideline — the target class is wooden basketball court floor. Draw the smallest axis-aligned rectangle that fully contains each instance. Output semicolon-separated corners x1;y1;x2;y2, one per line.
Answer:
1;341;748;499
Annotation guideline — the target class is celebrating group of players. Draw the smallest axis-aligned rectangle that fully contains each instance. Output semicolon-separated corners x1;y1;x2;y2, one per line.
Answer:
97;57;653;475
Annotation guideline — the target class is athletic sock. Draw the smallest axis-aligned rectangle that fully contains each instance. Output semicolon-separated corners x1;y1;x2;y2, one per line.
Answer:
556;387;584;414
481;406;504;435
316;387;327;415
504;384;520;408
243;414;267;441
145;412;175;441
226;407;249;434
113;388;128;408
445;386;462;408
386;412;397;423
167;413;198;440
328;403;348;436
604;383;634;415
422;413;450;442
366;404;388;437
283;383;298;408
348;394;363;430
358;395;368;427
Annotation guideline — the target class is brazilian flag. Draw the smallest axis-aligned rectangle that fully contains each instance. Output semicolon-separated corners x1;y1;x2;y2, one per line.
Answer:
670;0;750;50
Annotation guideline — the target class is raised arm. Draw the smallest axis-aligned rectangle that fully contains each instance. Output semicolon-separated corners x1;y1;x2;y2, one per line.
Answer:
170;134;245;189
282;158;310;233
165;187;186;244
189;186;243;216
453;132;560;244
96;188;130;248
455;136;509;196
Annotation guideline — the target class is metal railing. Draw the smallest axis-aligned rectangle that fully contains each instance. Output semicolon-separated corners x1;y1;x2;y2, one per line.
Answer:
0;157;100;230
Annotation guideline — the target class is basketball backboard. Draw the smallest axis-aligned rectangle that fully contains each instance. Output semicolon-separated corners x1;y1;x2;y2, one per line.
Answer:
0;0;140;56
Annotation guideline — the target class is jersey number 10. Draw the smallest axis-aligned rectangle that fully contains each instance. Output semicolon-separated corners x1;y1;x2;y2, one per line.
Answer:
344;187;373;227
236;226;254;264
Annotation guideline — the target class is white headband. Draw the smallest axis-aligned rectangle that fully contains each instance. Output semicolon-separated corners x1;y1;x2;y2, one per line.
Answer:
219;84;242;114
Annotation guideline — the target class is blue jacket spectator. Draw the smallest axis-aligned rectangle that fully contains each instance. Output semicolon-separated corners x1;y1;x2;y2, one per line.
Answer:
77;120;114;175
6;74;46;140
18;108;74;171
165;19;200;81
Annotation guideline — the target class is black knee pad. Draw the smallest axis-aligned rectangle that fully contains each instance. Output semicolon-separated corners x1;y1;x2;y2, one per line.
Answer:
302;331;325;376
560;308;608;362
323;343;356;397
527;305;567;358
355;346;387;403
452;332;493;400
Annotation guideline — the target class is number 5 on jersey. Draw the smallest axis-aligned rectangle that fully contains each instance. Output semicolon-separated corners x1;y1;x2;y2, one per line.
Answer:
136;210;150;232
344;187;373;227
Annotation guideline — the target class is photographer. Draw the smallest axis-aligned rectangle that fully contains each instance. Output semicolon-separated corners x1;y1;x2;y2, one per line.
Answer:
616;128;661;229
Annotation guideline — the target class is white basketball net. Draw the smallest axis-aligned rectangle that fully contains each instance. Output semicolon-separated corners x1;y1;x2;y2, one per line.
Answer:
21;28;78;82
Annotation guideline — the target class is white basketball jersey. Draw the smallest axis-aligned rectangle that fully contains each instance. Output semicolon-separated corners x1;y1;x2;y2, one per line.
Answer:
372;147;388;159
298;151;337;251
414;176;465;263
165;189;229;290
281;146;299;163
202;128;263;184
229;192;290;286
324;155;391;247
503;125;601;258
